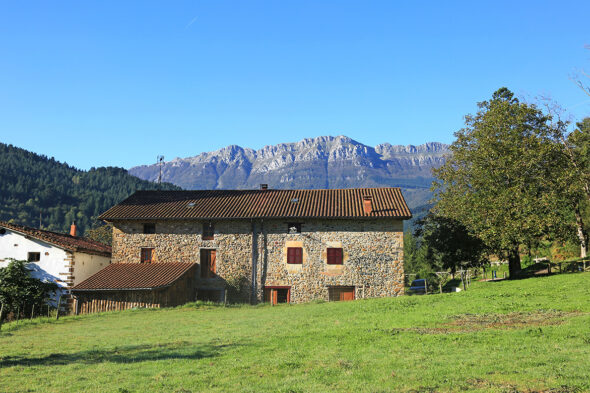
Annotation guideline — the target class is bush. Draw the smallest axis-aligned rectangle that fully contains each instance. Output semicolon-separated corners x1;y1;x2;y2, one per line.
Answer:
0;259;59;321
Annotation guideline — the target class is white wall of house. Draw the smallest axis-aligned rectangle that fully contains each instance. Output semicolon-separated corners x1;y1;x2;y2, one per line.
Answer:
0;228;70;288
0;228;111;289
72;252;110;286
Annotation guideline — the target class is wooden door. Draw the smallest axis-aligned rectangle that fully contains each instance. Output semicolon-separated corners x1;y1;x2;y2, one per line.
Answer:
340;288;355;301
200;249;216;278
329;286;355;301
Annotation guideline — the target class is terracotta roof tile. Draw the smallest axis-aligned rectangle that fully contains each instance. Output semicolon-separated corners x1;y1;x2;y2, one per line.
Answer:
99;188;412;220
71;263;196;291
0;221;112;257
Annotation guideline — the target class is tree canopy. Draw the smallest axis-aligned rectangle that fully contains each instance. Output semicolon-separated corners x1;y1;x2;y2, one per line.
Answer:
432;88;567;277
0;143;180;236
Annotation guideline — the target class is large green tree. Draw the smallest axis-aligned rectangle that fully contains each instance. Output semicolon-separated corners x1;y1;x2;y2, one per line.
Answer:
415;213;487;275
432;88;565;278
551;117;590;257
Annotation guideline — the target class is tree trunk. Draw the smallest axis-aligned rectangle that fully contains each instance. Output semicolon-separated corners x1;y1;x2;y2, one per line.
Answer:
575;206;587;258
508;248;521;278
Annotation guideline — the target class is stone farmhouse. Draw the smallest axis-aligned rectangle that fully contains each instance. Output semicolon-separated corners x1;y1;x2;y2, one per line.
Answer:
0;221;112;303
72;187;411;312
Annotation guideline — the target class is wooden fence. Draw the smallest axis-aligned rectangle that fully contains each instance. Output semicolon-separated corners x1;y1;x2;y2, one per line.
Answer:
75;299;160;314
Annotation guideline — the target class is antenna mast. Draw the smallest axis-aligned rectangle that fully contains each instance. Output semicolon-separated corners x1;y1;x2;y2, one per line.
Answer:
157;155;165;189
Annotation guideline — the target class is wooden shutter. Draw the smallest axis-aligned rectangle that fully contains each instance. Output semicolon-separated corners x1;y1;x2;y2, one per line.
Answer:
287;247;302;264
327;248;343;265
141;248;153;263
210;250;216;275
201;249;216;278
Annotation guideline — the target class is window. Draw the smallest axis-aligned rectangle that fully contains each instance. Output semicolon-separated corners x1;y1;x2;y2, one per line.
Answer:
200;249;216;278
287;223;302;234
287;247;303;264
143;223;156;234
202;222;214;240
27;252;41;262
327;248;343;265
264;287;290;305
140;248;154;263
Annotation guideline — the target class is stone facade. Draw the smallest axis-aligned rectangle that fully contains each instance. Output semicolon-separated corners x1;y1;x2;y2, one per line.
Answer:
112;218;404;303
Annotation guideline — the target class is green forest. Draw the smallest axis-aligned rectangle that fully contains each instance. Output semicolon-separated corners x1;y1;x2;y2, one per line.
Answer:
0;143;180;236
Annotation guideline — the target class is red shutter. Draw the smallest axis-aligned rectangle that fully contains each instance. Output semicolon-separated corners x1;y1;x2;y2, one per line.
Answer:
327;248;343;265
287;247;302;264
141;248;153;263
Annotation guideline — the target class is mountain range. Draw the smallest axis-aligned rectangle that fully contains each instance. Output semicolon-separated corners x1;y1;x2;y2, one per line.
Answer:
129;136;450;210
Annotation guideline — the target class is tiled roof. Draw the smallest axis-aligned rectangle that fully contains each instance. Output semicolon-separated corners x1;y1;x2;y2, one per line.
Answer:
99;188;412;220
0;221;112;257
71;263;196;291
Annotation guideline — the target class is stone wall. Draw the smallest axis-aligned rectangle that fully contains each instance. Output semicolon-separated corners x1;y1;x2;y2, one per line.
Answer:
112;220;253;302
254;219;404;303
111;218;404;304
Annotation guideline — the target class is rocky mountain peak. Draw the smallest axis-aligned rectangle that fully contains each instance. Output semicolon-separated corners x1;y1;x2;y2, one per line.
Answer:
128;136;450;208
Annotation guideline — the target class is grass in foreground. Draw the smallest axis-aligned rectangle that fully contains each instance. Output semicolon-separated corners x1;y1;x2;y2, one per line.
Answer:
1;273;590;392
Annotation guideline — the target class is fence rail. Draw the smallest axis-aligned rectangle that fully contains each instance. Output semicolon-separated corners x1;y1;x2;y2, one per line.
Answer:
76;299;160;314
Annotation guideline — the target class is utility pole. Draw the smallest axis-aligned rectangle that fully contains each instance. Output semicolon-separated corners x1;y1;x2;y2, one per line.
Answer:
157;155;165;189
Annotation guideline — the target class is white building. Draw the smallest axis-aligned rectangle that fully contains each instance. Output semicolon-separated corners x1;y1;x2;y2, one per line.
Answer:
0;221;111;300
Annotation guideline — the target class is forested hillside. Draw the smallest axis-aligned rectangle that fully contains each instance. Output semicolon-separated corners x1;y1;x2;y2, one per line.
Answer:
0;143;180;236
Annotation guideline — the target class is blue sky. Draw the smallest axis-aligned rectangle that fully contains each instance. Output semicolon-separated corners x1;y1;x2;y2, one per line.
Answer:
1;1;589;170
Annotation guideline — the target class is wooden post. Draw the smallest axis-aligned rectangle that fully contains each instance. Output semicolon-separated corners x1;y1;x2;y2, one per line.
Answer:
55;295;62;320
30;304;35;320
224;289;228;307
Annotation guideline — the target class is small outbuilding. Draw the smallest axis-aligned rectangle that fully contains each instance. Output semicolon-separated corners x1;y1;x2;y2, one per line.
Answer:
71;262;197;314
0;221;111;306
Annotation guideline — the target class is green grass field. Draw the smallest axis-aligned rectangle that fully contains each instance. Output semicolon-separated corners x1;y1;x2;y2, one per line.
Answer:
1;273;590;393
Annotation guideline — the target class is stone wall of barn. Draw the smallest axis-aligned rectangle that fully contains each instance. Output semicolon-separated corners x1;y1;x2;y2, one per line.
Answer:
111;218;404;304
253;219;404;303
112;220;254;303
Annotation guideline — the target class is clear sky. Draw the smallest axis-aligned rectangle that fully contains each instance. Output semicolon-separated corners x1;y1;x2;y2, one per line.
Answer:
1;1;589;170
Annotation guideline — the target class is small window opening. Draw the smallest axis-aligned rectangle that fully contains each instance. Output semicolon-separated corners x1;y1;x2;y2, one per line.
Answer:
287;223;302;234
287;247;303;264
327;248;343;265
28;252;41;262
202;222;215;240
140;248;154;263
143;223;156;234
264;287;290;305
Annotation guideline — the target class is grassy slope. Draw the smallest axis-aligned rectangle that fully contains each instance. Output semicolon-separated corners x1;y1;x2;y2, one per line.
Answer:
1;273;590;393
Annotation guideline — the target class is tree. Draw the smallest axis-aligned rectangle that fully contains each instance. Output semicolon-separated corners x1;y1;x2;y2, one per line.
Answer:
432;88;564;278
414;213;487;275
572;45;590;98
551;117;590;257
0;259;58;320
403;231;438;287
86;223;113;246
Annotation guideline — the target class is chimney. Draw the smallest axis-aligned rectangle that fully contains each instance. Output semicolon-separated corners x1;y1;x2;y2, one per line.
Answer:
260;184;268;190
363;195;373;215
70;222;77;237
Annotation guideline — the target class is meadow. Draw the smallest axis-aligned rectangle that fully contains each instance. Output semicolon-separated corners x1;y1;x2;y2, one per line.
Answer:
1;272;589;392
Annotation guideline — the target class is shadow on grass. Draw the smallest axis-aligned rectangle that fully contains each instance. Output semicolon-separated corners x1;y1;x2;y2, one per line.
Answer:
0;341;231;368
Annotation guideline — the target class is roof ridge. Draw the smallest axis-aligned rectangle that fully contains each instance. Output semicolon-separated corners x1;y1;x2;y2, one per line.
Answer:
0;220;112;256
